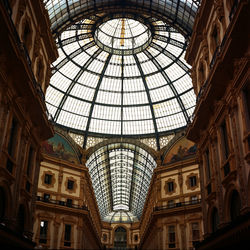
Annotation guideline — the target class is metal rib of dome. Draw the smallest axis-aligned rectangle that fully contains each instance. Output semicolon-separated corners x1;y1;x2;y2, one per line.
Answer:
86;143;157;220
45;13;196;149
43;1;200;224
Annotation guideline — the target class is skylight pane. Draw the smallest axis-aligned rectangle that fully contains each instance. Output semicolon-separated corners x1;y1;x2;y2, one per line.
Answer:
146;73;168;89
156;112;186;132
123;78;145;92
92;105;121;120
123;91;149;105
57;110;88;130
150;85;174;102
50;73;72;92
96;90;121;105
46;86;65;106
123;106;152;120
99;77;122;92
63;97;91;116
70;83;95;101
89;119;121;134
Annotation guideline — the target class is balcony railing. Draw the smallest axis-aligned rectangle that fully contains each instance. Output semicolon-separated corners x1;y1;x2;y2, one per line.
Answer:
36;196;88;211
153;199;201;211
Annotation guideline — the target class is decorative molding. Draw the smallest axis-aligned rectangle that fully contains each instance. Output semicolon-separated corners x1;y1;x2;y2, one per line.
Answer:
53;126;82;162
41;170;56;189
164;178;177;196
186;172;199;191
64;176;78;194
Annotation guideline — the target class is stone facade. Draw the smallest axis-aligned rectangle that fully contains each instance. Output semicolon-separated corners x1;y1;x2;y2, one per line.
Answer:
186;0;250;249
139;136;203;250
0;0;57;248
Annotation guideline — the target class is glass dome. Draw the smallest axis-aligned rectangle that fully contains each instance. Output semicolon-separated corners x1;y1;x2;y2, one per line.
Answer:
45;13;196;144
94;18;152;55
43;1;201;224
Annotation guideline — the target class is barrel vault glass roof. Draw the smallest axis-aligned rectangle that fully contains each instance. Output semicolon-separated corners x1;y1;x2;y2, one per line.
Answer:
86;143;157;220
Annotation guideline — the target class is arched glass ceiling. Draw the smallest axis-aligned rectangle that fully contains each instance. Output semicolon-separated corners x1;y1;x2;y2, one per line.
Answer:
86;143;157;220
44;0;201;37
103;210;139;223
45;13;196;149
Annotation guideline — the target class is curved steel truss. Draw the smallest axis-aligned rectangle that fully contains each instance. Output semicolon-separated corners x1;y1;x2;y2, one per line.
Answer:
86;143;157;220
44;0;201;38
45;14;196;149
43;0;200;222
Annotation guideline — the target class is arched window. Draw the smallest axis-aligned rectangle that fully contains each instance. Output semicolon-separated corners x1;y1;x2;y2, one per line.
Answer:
211;207;219;233
0;187;6;221
230;190;241;221
103;233;107;242
134;234;138;242
114;227;127;248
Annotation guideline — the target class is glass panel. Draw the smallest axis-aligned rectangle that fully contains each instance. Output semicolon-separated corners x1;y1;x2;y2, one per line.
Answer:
86;143;157;220
45;10;196;138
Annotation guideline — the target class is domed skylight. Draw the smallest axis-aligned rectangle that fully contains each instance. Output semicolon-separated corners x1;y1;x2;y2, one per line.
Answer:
43;0;201;223
45;13;196;148
94;18;152;54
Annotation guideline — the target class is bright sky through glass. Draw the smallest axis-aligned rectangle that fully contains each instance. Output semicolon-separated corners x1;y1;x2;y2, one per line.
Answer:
86;143;157;220
95;18;151;50
45;16;196;140
43;0;201;222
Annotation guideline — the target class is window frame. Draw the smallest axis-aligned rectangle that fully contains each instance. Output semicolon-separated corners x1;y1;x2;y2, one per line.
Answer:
64;224;72;247
168;225;176;248
44;174;52;185
67;180;74;190
191;222;200;242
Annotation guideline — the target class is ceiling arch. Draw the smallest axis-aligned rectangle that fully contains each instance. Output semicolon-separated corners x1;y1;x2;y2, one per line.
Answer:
86;137;159;160
44;0;201;38
86;142;157;220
